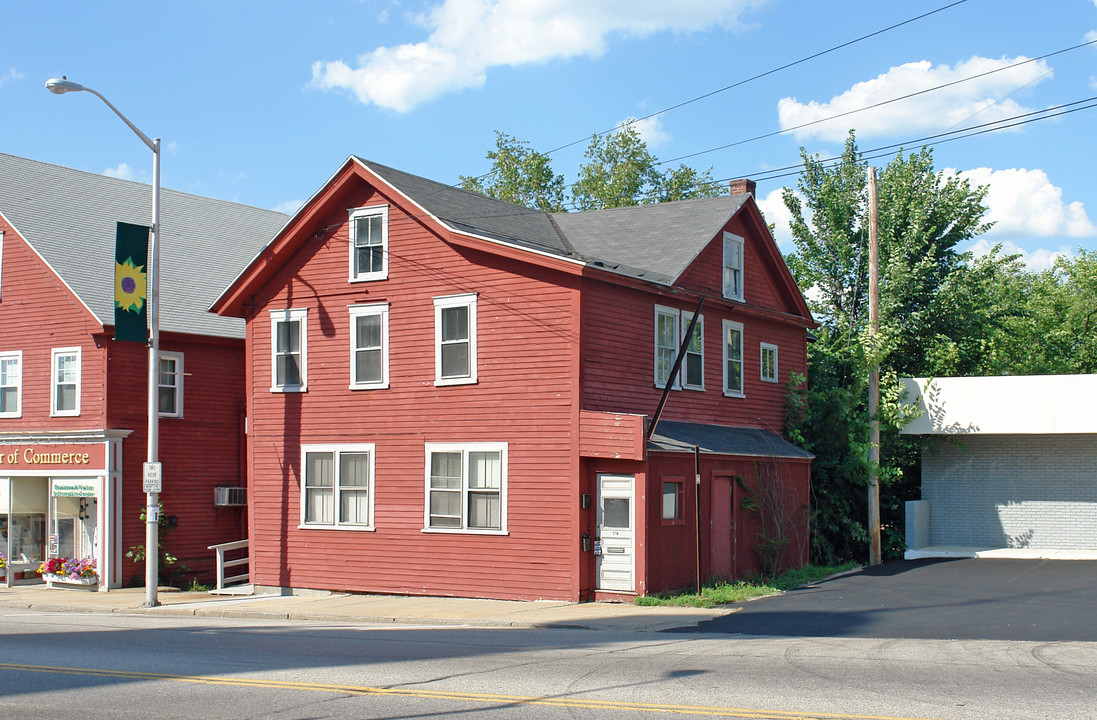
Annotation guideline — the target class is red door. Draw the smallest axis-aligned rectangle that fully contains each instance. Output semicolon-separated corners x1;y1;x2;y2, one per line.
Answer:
709;475;735;579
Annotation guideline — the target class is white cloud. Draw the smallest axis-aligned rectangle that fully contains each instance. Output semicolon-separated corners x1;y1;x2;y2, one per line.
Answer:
967;237;1073;273
628;115;671;147
0;67;24;88
311;0;767;111
756;187;797;253
950;167;1097;239
103;163;138;181
778;55;1051;142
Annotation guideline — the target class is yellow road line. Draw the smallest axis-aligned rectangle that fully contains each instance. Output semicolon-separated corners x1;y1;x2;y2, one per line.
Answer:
0;662;944;720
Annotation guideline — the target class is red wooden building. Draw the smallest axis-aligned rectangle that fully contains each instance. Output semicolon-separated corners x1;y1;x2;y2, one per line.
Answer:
214;158;814;601
0;153;287;589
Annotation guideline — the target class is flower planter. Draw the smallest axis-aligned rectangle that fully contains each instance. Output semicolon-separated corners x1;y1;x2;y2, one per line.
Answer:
43;573;99;588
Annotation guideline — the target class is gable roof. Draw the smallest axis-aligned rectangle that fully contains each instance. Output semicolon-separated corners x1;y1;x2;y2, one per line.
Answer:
0;152;289;339
551;195;749;284
215;156;810;321
361;157;753;285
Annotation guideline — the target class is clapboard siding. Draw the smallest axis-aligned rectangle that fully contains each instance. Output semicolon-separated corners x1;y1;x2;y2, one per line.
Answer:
243;178;582;600
0;222;106;428
580;277;807;433
107;335;247;581
675;203;800;316
0;218;246;585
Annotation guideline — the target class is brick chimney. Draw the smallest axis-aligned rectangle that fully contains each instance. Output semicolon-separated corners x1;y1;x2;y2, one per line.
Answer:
729;178;756;197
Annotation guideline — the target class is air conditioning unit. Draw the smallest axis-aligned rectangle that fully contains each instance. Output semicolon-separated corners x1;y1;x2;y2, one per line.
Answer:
214;486;247;507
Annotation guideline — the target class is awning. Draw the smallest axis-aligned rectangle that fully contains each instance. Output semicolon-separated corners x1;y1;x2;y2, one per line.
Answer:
647;420;813;460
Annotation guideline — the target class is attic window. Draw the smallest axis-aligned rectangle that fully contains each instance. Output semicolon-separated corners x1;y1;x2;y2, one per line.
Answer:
722;232;744;302
349;205;388;282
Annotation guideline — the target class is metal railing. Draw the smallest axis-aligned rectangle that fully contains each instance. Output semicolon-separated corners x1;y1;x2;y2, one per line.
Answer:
207;539;249;591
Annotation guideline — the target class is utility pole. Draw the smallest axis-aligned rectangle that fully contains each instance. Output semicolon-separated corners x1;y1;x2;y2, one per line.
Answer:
867;166;882;566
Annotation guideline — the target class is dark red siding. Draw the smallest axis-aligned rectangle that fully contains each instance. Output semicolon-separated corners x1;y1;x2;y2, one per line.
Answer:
0;222;106;429
580;276;807;434
645;453;810;593
243;180;584;601
106;334;247;583
2;218;247;587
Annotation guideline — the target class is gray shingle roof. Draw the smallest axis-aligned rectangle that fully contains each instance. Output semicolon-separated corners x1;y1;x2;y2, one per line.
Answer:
552;195;749;284
357;158;570;256
0;153;288;339
648;420;814;459
358;158;750;285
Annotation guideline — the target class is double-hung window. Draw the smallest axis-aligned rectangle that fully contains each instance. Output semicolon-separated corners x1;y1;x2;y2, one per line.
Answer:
51;347;81;416
654;305;680;389
760;343;779;383
0;351;21;418
722;320;744;397
425;443;507;533
655;306;704;390
349;303;389;389
434;293;477;386
158;352;183;417
681;311;704;390
722;232;744;301
349;205;388;282
301;444;375;529
271;309;307;392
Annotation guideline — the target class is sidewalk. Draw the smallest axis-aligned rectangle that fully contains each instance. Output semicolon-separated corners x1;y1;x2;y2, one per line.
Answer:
0;584;735;632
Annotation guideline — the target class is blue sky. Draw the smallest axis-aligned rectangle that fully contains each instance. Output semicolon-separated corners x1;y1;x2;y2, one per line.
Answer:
3;0;1096;270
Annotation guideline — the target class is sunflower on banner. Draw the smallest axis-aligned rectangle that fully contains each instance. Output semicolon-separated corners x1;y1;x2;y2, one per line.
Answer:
114;221;150;343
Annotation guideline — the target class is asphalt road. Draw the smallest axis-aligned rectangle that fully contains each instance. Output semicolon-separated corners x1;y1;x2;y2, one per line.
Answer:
2;607;1096;719
686;558;1097;641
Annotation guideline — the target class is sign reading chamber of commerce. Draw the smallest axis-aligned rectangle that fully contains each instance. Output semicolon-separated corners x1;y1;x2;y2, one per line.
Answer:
0;444;106;469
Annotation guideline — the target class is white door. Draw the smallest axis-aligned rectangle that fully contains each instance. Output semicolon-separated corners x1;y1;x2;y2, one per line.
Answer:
596;474;634;592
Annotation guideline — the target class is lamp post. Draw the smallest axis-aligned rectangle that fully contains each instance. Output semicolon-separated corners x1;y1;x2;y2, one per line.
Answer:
46;77;162;607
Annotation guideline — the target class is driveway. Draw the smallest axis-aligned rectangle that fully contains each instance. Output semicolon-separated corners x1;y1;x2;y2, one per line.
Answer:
678;558;1097;641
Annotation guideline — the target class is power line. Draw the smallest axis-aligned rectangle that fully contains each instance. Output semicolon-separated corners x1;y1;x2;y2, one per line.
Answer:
539;0;973;157
659;38;1097;168
466;0;973;185
735;96;1097;186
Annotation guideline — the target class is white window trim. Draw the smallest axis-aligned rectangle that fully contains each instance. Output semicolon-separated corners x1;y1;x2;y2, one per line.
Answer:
722;320;745;398
654;304;681;390
0;350;22;418
158;351;184;418
722;232;745;302
681;311;705;391
760;342;779;384
423;442;508;535
50;346;81;417
299;443;376;530
348;205;389;282
349;303;389;390
434;293;477;386
270;308;308;392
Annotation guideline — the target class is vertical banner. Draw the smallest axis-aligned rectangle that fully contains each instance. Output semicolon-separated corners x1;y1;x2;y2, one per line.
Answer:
114;221;150;343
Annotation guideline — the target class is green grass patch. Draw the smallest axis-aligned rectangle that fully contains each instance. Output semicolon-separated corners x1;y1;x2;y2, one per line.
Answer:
634;563;859;609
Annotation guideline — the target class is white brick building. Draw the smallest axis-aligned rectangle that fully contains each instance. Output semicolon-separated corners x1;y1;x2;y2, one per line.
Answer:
900;376;1097;558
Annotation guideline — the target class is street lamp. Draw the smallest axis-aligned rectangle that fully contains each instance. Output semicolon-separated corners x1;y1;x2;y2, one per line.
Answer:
46;77;162;607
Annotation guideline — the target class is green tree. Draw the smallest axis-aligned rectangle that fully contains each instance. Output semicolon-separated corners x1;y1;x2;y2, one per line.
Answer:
572;121;723;210
572;122;664;210
783;131;994;563
992;250;1097;374
459;131;566;212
